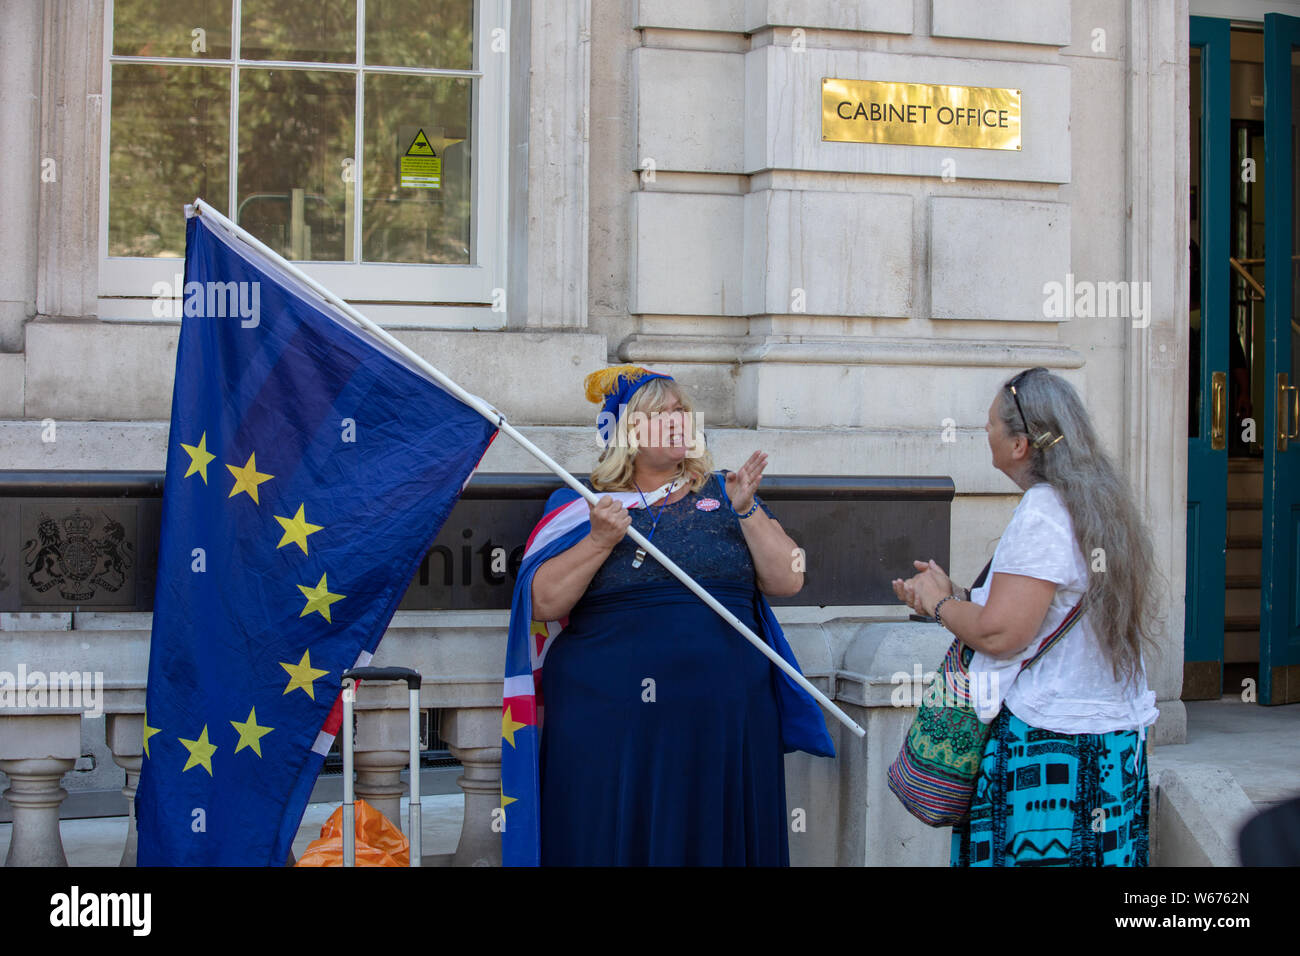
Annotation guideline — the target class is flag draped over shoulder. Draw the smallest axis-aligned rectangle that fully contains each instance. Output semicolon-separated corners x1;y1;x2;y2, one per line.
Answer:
135;213;498;866
500;477;835;867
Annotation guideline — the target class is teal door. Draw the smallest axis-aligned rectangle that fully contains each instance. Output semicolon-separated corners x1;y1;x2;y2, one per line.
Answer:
1185;17;1231;699
1260;13;1300;704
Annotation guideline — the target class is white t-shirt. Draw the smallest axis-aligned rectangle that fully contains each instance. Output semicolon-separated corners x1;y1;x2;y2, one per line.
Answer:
966;482;1159;735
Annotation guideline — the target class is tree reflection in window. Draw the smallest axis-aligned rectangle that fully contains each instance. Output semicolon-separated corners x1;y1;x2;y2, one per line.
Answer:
107;0;476;265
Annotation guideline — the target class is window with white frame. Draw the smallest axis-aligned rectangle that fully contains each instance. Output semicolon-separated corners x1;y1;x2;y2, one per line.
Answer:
100;0;508;319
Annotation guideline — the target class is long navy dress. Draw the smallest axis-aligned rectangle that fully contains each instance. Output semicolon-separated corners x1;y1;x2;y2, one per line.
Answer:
538;473;789;865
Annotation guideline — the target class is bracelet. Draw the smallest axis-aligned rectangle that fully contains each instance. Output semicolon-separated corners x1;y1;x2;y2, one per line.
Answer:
932;595;960;629
734;500;759;520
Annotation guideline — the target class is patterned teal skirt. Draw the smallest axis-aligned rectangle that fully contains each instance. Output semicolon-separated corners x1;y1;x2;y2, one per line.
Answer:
951;708;1149;867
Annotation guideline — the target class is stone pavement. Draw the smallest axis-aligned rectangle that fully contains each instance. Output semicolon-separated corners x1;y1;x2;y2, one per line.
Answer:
1150;696;1300;810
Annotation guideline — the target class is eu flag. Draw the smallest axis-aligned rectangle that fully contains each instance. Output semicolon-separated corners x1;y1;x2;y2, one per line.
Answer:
135;211;498;865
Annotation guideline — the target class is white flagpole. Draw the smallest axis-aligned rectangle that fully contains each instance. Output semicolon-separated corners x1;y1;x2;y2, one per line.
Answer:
189;198;864;739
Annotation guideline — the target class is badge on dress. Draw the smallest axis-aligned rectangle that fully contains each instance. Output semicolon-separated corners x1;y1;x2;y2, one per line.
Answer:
696;498;720;511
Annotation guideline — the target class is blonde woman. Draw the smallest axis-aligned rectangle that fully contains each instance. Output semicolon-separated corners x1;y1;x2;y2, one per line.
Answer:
893;367;1159;867
500;366;833;866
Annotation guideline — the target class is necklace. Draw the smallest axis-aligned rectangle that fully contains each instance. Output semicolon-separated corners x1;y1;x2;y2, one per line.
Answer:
631;478;676;568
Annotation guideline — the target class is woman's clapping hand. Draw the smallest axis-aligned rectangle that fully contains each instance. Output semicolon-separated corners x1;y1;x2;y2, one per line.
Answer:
891;559;954;617
726;450;768;514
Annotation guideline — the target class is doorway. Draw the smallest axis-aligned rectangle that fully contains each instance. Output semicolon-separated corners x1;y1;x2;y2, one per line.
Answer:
1185;14;1300;705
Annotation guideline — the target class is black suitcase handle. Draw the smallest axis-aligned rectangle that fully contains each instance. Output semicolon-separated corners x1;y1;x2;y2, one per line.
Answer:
342;666;422;690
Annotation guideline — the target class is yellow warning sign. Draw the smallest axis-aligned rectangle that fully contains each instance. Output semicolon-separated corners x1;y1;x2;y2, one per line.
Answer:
405;129;437;156
400;129;441;188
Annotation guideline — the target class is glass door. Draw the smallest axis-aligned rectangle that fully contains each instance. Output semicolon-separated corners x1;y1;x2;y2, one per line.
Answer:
1184;17;1231;699
1259;13;1300;704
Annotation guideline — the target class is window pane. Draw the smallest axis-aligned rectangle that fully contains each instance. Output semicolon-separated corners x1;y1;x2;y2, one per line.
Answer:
1189;48;1201;438
237;69;354;261
1290;51;1299;421
240;0;356;63
109;64;230;257
365;0;473;70
113;0;233;58
362;73;472;264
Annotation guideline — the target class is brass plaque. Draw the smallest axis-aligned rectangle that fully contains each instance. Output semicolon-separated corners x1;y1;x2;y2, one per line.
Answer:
822;78;1022;150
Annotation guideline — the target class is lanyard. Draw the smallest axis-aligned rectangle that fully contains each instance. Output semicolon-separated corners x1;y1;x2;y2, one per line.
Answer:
631;479;676;568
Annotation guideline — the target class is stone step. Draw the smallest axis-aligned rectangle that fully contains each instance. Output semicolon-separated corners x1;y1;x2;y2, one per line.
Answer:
1227;508;1262;537
1224;613;1260;632
1226;548;1262;576
1225;588;1262;618
1227;468;1258;502
1224;631;1260;663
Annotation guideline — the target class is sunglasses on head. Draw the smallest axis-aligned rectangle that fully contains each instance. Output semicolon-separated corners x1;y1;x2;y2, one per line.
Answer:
1004;368;1063;450
1005;369;1032;436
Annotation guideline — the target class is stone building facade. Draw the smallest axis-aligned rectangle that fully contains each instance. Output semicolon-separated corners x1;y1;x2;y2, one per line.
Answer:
2;0;1294;865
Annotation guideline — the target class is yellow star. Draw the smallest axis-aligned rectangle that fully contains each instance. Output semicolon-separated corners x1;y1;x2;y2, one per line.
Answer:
230;707;274;757
274;504;324;555
226;452;274;504
501;787;517;810
280;650;329;699
297;572;344;623
180;432;216;484
178;724;217;775
143;713;161;759
502;705;527;748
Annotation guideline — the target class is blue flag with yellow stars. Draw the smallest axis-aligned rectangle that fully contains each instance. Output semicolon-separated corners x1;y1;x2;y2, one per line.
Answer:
134;210;498;865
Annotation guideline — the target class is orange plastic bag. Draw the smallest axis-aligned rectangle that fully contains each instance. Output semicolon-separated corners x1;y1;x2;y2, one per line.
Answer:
295;798;410;867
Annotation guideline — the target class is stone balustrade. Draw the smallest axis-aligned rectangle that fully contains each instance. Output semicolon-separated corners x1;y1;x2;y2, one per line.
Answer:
1;607;960;866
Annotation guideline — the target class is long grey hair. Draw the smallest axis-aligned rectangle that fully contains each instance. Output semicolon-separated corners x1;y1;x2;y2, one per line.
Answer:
995;367;1160;685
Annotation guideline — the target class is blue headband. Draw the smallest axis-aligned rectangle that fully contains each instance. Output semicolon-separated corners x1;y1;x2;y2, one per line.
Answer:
583;365;674;446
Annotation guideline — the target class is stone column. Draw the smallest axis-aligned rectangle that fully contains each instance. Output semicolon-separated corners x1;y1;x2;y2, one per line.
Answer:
0;0;43;354
1123;0;1190;745
106;713;143;866
440;707;501;866
353;702;410;828
507;0;590;330
0;714;82;866
836;621;954;867
36;0;104;322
